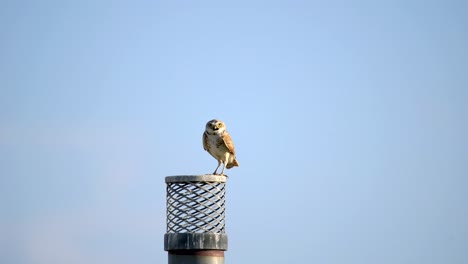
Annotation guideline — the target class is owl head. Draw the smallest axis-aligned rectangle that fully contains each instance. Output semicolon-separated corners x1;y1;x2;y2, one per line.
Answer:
205;119;226;134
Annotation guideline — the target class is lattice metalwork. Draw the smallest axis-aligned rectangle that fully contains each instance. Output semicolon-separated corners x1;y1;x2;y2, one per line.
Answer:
166;176;226;234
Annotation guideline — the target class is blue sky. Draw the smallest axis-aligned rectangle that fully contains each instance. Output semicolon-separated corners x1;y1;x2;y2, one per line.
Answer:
1;1;467;264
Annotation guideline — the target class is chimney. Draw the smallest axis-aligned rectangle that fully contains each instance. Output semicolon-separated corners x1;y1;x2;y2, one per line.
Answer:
164;175;228;264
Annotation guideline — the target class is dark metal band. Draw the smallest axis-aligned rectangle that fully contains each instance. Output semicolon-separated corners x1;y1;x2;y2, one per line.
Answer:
168;250;225;257
164;233;228;251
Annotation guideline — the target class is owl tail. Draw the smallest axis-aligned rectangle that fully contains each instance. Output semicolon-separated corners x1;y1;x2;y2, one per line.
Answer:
226;158;239;169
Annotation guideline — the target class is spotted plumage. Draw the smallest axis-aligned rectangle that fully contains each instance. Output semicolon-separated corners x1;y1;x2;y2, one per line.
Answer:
203;119;239;176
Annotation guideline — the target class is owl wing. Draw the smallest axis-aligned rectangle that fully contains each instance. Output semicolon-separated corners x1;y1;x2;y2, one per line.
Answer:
203;132;209;151
221;132;236;154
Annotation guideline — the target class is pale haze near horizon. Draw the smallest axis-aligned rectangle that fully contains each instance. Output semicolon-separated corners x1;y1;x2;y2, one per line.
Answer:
1;1;467;264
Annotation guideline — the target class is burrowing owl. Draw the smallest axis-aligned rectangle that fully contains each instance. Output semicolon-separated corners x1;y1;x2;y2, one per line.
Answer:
203;119;239;176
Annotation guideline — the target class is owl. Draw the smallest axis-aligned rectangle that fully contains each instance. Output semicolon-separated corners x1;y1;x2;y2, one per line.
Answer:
203;119;239;176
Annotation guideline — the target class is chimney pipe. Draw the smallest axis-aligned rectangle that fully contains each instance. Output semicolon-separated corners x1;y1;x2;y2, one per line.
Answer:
164;175;228;264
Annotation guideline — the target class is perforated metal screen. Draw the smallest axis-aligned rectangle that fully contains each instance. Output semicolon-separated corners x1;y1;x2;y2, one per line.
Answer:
166;176;226;234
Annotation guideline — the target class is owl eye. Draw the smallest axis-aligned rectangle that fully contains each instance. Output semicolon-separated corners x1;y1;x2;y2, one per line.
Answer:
217;123;223;128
